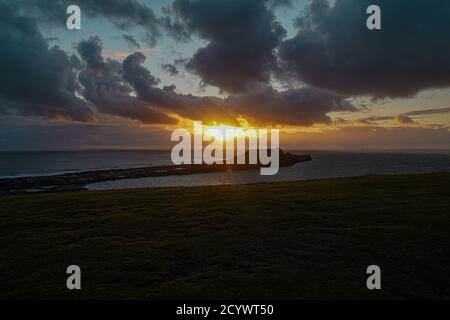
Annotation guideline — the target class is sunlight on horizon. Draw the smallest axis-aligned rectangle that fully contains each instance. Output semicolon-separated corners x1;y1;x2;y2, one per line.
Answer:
203;124;252;142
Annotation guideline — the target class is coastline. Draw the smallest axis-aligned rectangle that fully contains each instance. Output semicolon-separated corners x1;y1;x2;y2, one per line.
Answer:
0;151;312;194
88;171;450;192
2;150;450;194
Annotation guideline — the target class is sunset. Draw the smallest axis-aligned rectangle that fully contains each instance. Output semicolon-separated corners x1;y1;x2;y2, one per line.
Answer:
0;0;450;312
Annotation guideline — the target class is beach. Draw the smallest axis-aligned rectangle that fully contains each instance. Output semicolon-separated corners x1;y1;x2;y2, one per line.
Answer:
1;173;449;299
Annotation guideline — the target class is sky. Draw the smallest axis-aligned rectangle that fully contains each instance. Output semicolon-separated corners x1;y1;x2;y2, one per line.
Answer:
0;0;449;151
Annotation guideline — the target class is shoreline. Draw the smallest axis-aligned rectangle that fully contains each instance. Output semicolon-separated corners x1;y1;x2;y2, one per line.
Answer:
0;151;311;194
87;171;450;192
2;170;449;195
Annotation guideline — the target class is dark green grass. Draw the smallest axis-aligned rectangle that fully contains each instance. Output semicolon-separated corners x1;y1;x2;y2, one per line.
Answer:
1;173;450;299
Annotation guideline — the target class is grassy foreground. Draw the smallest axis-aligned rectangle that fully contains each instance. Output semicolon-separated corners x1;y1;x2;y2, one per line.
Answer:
1;173;450;299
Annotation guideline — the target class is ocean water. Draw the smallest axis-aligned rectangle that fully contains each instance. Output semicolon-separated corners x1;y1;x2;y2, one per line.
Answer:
1;150;448;190
0;150;169;178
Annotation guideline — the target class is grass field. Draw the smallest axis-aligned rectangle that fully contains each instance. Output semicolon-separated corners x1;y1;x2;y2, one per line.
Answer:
1;173;450;299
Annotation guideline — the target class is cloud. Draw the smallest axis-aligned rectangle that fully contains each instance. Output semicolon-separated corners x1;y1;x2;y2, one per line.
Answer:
0;1;360;127
3;116;449;151
282;126;450;151
161;63;179;76
267;0;293;8
335;107;450;128
0;116;172;151
122;34;140;49
165;0;286;93
225;85;356;126
77;37;177;125
279;0;450;97
17;0;161;46
403;107;450;117
122;52;235;124
122;52;355;126
0;1;94;122
395;115;416;125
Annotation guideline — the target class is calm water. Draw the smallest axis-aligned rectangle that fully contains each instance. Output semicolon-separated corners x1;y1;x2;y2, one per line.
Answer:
1;150;448;189
0;150;169;178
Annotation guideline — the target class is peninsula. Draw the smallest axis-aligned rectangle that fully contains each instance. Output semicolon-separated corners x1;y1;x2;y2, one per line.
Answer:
0;150;311;194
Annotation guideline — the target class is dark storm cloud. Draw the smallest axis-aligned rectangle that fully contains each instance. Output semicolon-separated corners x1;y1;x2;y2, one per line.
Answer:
225;86;355;126
17;0;161;46
0;1;94;121
165;0;286;93
122;52;235;124
77;36;104;70
77;37;176;125
279;0;450;97
122;52;355;126
0;0;358;127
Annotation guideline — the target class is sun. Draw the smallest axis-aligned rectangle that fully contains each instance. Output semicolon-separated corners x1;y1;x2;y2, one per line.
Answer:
203;124;243;142
176;118;257;142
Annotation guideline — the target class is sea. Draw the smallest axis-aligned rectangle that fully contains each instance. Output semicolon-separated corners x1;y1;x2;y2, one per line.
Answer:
0;150;449;190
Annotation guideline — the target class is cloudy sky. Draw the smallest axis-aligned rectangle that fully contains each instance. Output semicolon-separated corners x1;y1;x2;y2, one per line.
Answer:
0;0;449;151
